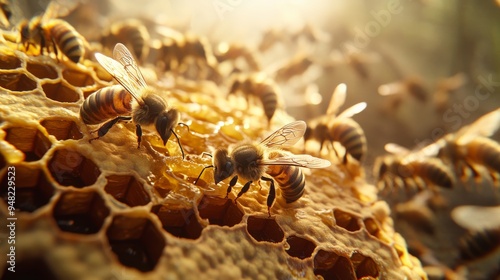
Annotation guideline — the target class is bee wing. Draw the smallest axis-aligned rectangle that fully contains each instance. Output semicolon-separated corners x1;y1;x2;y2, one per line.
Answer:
378;81;405;96
326;83;347;115
260;154;331;168
259;121;306;148
337;102;367;119
456;108;500;144
94;44;146;105
384;143;410;155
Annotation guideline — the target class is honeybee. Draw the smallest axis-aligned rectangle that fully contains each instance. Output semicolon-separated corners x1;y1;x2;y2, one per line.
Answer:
420;108;500;185
458;227;500;262
194;121;331;216
274;54;313;82
80;43;186;157
228;72;279;125
0;0;11;28
378;75;428;108
101;19;150;62
374;143;455;193
214;42;261;72
18;2;85;63
304;83;367;163
433;73;467;113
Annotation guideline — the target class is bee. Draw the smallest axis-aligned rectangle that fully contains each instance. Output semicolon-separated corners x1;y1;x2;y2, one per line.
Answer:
420;108;500;185
274;54;313;82
0;0;12;28
375;143;455;193
433;73;467;113
304;83;367;163
80;43;186;158
214;42;261;72
228;72;279;125
101;19;150;62
458;227;500;262
378;75;428;110
194;121;331;216
18;2;85;63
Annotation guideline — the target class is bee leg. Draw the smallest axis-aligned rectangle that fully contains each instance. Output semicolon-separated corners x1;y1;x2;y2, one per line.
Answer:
136;124;142;149
194;165;213;184
226;175;238;199
89;116;131;143
261;176;275;217
235;181;252;204
171;129;185;159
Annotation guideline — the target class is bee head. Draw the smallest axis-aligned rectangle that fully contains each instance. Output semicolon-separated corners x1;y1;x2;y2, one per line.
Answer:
213;149;234;184
156;110;179;145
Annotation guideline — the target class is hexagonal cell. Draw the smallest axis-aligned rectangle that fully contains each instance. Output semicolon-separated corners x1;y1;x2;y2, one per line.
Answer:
48;148;101;188
53;190;110;234
198;195;243;227
2;257;57;280
350;252;379;279
314;250;356;280
104;175;151;207
4;126;52;162
285;235;316;260
26;62;58;80
0;164;55;212
152;204;203;239
334;209;361;232
41;81;80;103
62;69;95;87
40;118;83;141
0;72;37;91
363;217;382;239
0;54;22;70
246;215;284;243
106;215;166;272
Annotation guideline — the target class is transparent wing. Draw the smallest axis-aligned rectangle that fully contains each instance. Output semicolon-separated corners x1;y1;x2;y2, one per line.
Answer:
337;102;367;119
384;143;410;155
113;43;148;89
456;108;500;144
326;83;346;115
260;121;306;148
260;154;331;168
378;82;405;96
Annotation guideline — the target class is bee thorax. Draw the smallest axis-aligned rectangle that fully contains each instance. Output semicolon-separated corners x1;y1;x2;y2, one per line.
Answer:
133;93;168;125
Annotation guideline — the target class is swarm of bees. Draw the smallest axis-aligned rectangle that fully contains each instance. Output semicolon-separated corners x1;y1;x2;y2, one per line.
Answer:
304;83;367;163
195;121;331;216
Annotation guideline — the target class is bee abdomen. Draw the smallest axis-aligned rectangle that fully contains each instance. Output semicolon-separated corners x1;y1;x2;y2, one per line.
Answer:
256;84;277;122
48;19;84;63
468;138;500;173
329;119;367;161
267;165;305;203
80;85;132;125
459;228;500;261
409;159;454;189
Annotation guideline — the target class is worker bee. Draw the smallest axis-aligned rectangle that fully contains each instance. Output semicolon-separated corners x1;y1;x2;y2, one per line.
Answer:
214;42;261;72
194;121;331;216
378;75;428;110
374;143;455;193
80;43;186;158
420;108;500;185
228;72;280;126
274;54;313;82
304;83;367;163
101;19;150;62
433;73;467;113
18;2;85;63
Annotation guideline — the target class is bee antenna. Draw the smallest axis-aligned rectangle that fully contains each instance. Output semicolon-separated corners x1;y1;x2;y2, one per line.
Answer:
178;122;190;133
201;152;213;158
171;129;185;159
194;165;214;184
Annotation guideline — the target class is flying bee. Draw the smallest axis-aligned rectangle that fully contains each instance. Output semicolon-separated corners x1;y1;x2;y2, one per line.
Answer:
228;72;280;126
18;2;85;63
274;54;313;82
101;19;150;62
378;76;428;111
374;143;455;193
304;83;367;163
214;42;261;72
80;43;186;158
433;73;467;113
194;121;331;216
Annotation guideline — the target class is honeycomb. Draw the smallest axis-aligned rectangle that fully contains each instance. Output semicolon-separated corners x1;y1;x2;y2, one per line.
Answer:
0;22;425;280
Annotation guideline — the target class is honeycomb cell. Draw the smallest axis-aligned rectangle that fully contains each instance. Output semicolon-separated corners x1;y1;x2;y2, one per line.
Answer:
5;126;52;162
334;209;361;232
48;148;101;188
42;81;80;103
198;195;243;227
363;217;382;239
2;258;57;280
0;72;37;91
286;235;316;259
246;216;284;243
106;215;166;272
53;190;110;234
0;164;55;212
314;250;356;280
62;69;95;87
40;118;83;141
0;54;22;70
104;175;151;207
152;204;203;239
26;62;58;80
350;252;379;279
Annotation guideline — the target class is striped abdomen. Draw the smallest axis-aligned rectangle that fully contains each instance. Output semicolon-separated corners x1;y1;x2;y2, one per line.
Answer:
80;85;132;125
253;83;277;123
266;152;306;203
113;22;149;60
466;138;500;174
46;19;84;63
406;159;454;189
329;118;367;161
